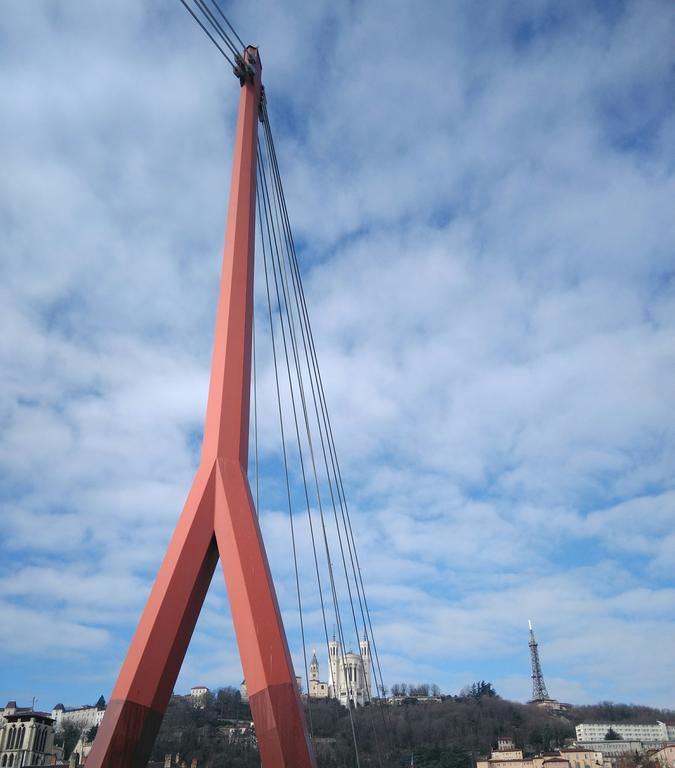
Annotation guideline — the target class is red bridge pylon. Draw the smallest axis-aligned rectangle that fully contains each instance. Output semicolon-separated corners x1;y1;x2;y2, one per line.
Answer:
87;47;316;768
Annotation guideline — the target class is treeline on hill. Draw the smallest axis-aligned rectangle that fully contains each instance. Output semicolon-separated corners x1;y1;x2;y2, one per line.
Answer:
150;684;674;768
565;702;674;724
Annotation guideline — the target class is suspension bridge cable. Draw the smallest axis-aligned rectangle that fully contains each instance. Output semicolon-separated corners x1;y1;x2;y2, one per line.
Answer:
208;0;246;50
258;141;363;763
260;107;388;763
261;103;391;722
261;144;360;767
262;116;396;760
257;135;336;740
261;150;357;711
260;109;377;715
256;143;333;664
265;159;386;768
279;180;390;715
260;110;395;766
176;0;236;68
255;166;314;737
192;0;241;60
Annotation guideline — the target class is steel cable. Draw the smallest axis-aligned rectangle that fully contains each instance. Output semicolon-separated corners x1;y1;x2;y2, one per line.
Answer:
177;0;236;68
208;0;246;50
260;102;393;742
258;142;363;765
262;110;391;766
262;129;384;765
192;0;241;60
256;156;314;738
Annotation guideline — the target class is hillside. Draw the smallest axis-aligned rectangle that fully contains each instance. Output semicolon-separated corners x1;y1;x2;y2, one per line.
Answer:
150;688;674;768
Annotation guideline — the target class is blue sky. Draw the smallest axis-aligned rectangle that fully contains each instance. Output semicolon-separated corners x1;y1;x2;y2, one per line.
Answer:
1;0;675;713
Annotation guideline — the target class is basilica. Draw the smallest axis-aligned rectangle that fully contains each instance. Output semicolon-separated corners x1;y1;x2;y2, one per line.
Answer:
308;637;372;707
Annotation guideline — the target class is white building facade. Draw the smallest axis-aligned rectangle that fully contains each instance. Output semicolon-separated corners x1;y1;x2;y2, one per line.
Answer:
51;703;105;733
576;723;674;743
308;637;371;707
190;687;209;700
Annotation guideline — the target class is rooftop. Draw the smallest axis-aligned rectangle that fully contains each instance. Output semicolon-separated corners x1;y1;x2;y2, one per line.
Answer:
5;711;54;724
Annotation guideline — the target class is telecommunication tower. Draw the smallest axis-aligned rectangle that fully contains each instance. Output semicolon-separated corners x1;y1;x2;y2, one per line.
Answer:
528;620;550;701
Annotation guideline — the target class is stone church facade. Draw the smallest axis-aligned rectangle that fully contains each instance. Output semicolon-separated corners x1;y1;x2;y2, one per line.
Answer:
308;637;371;707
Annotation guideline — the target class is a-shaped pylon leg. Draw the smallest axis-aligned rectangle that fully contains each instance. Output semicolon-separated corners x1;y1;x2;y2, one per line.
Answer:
215;459;314;764
87;45;316;768
86;466;219;766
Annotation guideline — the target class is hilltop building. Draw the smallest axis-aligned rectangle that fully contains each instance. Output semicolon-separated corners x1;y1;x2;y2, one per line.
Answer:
308;637;371;707
308;653;329;699
189;687;210;708
576;723;675;743
0;705;55;767
573;721;675;766
574;740;646;766
476;738;604;768
51;699;106;732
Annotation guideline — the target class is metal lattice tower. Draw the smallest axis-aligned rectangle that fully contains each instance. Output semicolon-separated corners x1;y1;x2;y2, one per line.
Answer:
528;620;550;701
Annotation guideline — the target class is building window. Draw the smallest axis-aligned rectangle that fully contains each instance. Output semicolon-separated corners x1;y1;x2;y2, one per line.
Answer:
1;755;6;767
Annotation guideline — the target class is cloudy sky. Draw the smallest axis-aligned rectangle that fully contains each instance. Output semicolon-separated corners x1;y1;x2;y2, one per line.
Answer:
1;0;674;713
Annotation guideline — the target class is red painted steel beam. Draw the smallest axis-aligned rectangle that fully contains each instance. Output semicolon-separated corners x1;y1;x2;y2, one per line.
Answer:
87;47;316;768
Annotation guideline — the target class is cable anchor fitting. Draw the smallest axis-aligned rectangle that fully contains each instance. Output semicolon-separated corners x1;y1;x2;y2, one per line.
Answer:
233;48;258;86
258;86;267;123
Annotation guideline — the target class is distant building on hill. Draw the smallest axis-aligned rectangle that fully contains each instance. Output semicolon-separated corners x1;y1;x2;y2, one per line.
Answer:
576;722;675;743
51;699;105;732
221;721;256;750
308;637;371;707
573;737;675;768
308;652;329;700
476;737;604;768
189;687;209;708
573;740;646;767
387;693;443;705
243;637;372;708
